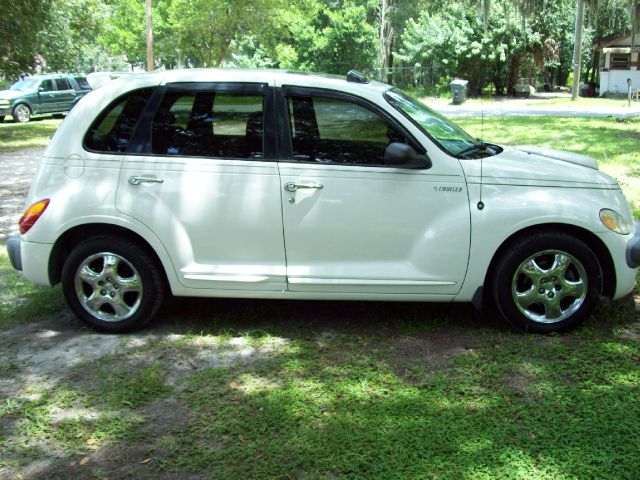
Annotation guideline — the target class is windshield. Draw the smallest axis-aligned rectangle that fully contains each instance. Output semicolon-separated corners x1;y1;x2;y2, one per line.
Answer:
384;88;480;156
10;78;39;91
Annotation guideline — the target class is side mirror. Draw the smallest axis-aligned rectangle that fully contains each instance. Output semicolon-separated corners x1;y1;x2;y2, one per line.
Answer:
384;142;432;169
38;87;44;93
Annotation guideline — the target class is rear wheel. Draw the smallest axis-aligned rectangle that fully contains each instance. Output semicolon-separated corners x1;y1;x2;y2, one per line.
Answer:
12;104;31;123
492;232;602;333
62;236;164;333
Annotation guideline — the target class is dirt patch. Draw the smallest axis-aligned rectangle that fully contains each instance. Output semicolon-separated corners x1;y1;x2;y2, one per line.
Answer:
0;147;43;241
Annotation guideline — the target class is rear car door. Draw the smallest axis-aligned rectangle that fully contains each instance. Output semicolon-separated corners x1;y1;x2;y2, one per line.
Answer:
115;82;287;291
277;86;471;296
53;77;76;111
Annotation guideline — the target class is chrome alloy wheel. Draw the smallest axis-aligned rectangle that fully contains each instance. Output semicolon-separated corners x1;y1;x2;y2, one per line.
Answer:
511;250;587;324
74;252;143;322
13;104;30;123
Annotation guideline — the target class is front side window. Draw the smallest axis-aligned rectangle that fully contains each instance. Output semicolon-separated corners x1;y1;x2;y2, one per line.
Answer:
84;88;153;153
39;80;54;92
151;90;264;159
384;88;478;157
287;94;409;166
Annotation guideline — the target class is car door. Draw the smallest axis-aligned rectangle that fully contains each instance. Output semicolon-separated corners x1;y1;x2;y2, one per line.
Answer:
53;77;76;111
35;79;57;113
277;86;471;296
115;82;287;291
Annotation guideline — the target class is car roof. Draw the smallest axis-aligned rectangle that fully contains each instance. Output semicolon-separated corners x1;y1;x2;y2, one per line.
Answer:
113;68;392;95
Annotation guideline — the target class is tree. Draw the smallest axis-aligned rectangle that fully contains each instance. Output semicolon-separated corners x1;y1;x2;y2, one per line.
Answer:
0;0;51;78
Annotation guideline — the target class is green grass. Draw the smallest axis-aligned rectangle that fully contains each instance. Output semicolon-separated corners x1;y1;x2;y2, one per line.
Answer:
0;118;62;152
455;116;640;216
0;246;64;329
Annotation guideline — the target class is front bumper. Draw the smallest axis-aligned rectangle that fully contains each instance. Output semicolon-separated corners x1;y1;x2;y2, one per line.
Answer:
0;105;12;116
626;222;640;268
7;234;22;270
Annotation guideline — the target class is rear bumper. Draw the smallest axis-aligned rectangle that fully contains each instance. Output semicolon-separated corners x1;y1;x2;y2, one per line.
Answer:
7;234;22;270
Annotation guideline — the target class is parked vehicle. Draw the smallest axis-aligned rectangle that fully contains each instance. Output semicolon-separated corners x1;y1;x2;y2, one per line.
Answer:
0;73;92;123
6;69;640;333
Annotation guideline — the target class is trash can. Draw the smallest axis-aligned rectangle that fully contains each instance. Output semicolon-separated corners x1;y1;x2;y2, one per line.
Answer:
450;79;468;105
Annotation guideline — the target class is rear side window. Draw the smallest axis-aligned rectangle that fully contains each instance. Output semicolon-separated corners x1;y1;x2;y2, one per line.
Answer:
84;88;153;153
55;78;71;90
40;79;54;92
74;76;91;90
151;90;264;159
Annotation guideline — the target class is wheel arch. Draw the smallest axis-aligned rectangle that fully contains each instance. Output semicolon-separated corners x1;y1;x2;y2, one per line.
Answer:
483;223;616;301
49;223;170;291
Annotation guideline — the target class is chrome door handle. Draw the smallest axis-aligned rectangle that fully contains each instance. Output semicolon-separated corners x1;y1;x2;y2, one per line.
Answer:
284;182;323;193
128;175;164;186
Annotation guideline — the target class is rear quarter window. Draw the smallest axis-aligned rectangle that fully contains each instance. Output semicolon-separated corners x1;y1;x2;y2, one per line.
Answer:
74;76;91;90
84;88;153;153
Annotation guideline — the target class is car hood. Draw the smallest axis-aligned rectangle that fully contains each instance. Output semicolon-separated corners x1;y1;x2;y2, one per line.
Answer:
465;145;618;189
0;89;28;100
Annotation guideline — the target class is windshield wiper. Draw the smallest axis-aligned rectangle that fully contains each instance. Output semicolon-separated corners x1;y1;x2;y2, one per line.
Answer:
458;140;488;158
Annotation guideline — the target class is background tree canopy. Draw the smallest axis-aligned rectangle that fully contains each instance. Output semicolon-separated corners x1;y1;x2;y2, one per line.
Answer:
0;0;638;94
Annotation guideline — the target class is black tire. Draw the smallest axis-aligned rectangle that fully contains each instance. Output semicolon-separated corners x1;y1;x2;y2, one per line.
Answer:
62;236;165;333
0;115;4;123
491;232;602;333
12;103;31;123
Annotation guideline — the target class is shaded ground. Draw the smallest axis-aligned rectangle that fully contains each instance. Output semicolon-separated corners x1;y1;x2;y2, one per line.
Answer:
0;147;43;241
0;295;638;479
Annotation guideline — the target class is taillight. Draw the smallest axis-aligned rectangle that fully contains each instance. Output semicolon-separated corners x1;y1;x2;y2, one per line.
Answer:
19;199;50;235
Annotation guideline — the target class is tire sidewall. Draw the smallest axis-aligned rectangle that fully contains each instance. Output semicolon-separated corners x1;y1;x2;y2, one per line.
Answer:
492;232;602;333
12;104;31;123
62;237;163;333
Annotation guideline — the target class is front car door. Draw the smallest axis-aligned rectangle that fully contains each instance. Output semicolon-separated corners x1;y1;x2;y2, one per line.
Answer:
115;82;287;292
35;78;57;113
276;86;471;297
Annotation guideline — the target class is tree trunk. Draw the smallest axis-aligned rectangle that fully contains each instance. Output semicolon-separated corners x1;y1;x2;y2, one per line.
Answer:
145;0;153;72
571;0;585;100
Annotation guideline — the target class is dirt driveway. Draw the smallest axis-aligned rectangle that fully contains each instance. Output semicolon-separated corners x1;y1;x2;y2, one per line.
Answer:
0;147;43;241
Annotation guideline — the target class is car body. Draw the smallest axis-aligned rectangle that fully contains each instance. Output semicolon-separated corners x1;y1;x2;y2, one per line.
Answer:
6;68;640;333
0;73;92;123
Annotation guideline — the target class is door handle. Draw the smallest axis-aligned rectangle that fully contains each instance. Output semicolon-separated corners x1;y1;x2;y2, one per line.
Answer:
128;175;164;186
284;182;323;193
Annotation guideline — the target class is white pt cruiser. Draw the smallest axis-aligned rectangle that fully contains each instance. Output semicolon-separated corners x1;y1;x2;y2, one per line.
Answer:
7;69;640;333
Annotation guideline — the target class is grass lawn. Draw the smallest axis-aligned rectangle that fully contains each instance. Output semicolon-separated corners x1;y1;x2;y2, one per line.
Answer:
1;115;639;479
0;118;62;152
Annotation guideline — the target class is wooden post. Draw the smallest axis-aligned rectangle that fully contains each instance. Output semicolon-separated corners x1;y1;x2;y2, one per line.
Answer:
571;0;585;101
146;0;153;72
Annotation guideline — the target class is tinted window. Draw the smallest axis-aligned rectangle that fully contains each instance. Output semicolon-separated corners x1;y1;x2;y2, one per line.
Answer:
74;77;91;90
55;78;71;90
287;95;408;166
151;90;264;159
40;79;54;92
84;88;153;153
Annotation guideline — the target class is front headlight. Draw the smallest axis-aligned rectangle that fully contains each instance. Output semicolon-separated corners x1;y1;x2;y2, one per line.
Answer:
0;100;10;105
600;208;632;235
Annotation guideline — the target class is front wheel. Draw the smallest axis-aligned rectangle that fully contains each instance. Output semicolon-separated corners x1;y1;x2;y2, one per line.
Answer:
62;236;165;333
12;104;31;123
491;232;602;333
